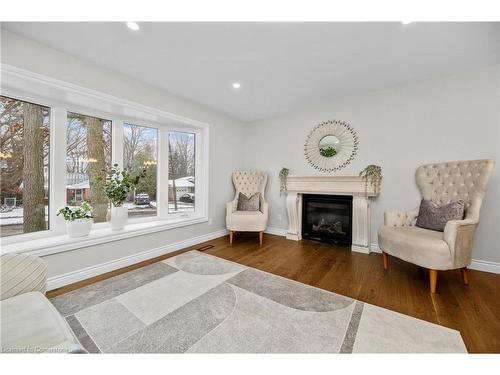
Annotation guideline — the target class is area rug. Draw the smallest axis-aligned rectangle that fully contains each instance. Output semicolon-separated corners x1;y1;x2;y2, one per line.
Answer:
51;250;467;353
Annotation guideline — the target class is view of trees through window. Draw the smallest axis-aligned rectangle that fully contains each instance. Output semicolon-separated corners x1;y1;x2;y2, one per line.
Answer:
66;112;112;223
168;131;195;213
123;123;157;218
1;94;201;239
0;96;50;237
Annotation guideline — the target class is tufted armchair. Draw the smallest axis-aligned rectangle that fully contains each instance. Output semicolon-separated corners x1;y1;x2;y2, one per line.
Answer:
378;159;495;293
226;171;269;245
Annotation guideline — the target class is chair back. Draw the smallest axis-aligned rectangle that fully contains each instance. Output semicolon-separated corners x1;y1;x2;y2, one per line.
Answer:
415;159;495;220
232;171;268;199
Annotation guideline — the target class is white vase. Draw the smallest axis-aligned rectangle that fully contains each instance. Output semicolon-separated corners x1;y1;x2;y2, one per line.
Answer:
66;218;93;238
110;205;128;231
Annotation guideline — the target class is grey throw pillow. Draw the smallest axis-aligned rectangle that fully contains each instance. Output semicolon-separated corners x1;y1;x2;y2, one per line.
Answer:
237;192;260;211
415;199;465;232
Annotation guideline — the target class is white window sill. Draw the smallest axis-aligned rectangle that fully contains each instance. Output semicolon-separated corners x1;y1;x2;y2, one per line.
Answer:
1;216;208;257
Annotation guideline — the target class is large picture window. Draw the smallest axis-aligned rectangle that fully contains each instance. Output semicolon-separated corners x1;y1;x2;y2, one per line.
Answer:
0;96;50;237
66;112;112;223
168;131;195;213
123;123;158;218
1;67;208;248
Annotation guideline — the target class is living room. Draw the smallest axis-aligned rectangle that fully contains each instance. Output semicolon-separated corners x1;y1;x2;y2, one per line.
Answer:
1;0;499;372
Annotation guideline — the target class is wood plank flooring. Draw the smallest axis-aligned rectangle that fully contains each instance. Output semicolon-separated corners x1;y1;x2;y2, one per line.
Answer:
47;233;500;353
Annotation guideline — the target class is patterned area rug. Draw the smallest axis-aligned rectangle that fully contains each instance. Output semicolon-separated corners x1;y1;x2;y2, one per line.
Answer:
51;251;467;353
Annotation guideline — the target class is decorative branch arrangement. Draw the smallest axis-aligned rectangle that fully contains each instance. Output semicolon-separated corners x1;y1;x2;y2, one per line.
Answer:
95;164;146;207
359;164;382;196
279;167;290;193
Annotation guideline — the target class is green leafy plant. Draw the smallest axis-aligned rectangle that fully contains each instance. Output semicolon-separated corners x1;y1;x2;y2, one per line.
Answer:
57;201;93;221
359;165;382;196
96;164;146;207
319;146;337;157
279;167;290;193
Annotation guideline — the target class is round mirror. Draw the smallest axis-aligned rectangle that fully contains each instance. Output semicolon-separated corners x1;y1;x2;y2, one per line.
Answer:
304;120;358;172
318;135;340;157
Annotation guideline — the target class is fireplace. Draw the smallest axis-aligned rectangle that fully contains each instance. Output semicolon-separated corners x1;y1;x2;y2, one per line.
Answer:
301;194;353;246
285;175;378;253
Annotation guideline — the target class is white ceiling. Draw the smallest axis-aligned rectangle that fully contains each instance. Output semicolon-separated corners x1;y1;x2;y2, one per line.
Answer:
2;22;499;122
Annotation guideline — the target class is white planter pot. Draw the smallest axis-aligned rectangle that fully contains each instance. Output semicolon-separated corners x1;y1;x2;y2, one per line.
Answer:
66;218;93;238
110;205;128;231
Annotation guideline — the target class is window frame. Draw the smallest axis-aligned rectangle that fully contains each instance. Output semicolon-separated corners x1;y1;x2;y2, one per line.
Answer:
0;65;209;250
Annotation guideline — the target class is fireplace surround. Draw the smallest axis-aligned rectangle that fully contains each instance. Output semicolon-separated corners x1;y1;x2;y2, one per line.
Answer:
284;175;379;253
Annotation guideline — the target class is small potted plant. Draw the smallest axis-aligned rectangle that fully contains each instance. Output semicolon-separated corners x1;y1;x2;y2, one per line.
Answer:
57;201;93;238
96;164;145;231
279;167;290;194
359;164;382;196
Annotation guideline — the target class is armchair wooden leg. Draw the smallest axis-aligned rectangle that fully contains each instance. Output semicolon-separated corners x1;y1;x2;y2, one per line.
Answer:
429;269;438;293
382;252;388;271
259;231;263;245
229;231;234;244
460;267;469;285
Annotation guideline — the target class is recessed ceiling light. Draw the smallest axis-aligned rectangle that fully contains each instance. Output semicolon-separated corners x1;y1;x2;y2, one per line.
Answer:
126;22;140;31
401;21;413;25
232;82;241;90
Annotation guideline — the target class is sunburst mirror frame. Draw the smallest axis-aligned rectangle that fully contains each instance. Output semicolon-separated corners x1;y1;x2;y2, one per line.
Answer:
304;120;359;172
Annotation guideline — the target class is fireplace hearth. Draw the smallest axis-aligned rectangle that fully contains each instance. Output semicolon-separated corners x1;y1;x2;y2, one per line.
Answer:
302;194;352;246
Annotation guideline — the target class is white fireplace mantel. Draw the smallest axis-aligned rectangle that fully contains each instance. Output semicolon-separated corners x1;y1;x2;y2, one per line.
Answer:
284;175;379;254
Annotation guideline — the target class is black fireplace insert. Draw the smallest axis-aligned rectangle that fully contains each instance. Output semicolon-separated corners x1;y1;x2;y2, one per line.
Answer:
302;194;352;246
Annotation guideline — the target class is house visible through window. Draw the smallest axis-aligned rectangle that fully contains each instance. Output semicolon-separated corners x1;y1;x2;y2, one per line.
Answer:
0;96;50;237
168;131;195;213
66;112;112;223
123;123;158;218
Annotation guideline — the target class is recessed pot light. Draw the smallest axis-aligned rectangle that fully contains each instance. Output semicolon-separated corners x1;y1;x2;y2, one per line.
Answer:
126;22;140;31
401;21;413;25
232;82;241;90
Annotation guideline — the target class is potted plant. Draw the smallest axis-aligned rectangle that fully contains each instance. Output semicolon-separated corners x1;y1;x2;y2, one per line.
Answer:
359;164;382;196
96;164;145;231
57;201;93;238
279;167;290;194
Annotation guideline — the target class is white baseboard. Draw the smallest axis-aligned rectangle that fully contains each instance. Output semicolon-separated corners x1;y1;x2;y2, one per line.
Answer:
46;229;228;291
352;245;370;254
265;226;288;236
370;242;500;274
469;259;500;274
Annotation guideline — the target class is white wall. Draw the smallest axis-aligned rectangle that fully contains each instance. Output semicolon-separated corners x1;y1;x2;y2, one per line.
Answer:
1;30;246;278
243;65;500;264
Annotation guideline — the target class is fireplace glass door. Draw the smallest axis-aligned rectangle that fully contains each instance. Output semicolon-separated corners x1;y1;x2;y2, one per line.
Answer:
302;194;352;245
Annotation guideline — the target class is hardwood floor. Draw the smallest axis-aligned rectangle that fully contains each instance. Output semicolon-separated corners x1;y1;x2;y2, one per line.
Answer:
47;233;500;353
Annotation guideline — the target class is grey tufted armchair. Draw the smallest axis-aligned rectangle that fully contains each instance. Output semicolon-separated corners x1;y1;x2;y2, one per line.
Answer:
378;159;495;293
226;171;268;245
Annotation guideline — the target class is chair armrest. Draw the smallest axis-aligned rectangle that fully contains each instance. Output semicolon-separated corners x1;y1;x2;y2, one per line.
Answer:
443;218;478;267
260;199;269;217
226;199;238;215
1;253;47;300
384;207;419;227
